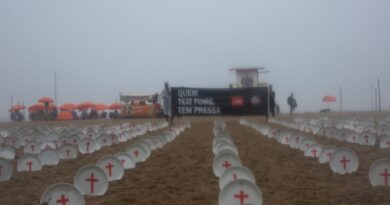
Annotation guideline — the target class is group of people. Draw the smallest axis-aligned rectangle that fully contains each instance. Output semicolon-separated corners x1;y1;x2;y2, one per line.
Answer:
10;110;24;122
79;109;120;120
29;109;58;121
18;108;121;121
269;90;298;117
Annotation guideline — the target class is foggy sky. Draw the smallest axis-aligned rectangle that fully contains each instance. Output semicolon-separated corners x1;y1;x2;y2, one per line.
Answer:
1;0;389;121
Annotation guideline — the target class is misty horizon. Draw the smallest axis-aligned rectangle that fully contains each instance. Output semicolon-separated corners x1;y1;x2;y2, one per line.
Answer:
1;0;389;122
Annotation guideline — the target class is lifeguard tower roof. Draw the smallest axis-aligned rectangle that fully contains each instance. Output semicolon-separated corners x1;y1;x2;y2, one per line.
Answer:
229;67;268;88
229;67;265;72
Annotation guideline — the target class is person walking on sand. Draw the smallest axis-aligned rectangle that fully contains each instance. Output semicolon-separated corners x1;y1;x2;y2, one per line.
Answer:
161;81;173;125
287;93;297;115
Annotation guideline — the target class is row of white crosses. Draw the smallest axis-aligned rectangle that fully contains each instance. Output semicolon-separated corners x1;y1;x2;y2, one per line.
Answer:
39;122;191;205
271;117;390;148
212;121;263;205
241;119;390;187
240;119;359;175
0;122;160;159
292;116;390;136
0;122;169;183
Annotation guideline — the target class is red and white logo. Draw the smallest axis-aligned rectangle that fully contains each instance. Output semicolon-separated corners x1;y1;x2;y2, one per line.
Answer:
251;96;261;105
231;96;244;107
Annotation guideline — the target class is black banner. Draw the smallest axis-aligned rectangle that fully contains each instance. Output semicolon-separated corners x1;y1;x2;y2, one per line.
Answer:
171;87;269;116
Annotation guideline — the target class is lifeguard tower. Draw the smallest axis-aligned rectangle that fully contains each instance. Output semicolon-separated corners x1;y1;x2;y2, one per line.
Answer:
229;67;268;88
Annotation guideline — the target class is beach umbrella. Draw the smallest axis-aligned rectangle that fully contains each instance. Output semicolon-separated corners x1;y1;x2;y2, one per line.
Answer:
57;111;74;121
9;104;25;112
60;103;77;111
28;103;45;112
108;103;121;110
322;95;336;103
322;95;336;110
95;103;107;111
38;97;54;103
78;102;95;110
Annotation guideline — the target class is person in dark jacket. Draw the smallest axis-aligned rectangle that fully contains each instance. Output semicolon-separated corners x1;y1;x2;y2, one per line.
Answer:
269;89;276;117
287;93;297;115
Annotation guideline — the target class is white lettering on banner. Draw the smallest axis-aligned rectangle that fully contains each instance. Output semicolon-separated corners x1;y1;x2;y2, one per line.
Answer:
178;98;192;106
176;89;221;115
178;89;199;98
178;107;193;114
193;98;215;106
193;107;221;114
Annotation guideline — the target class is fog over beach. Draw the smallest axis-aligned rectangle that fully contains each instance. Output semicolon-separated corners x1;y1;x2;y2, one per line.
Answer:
1;0;389;122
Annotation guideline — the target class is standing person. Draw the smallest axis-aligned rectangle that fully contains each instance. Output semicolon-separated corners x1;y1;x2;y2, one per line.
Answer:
10;111;16;122
161;81;173;125
287;93;297;115
269;88;276;117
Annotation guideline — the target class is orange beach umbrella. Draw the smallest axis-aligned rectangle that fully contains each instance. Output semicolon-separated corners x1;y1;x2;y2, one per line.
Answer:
38;97;54;103
9;104;25;112
95;103;107;111
322;95;336;103
108;103;121;110
60;103;77;111
28;103;45;112
78;101;95;110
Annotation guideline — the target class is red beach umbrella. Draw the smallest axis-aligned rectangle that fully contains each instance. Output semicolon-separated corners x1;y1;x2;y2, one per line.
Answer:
108;103;121;110
78;102;95;110
322;95;336;103
38;97;54;103
57;111;74;121
95;103;107;111
28;103;45;112
60;103;77;111
9;104;25;112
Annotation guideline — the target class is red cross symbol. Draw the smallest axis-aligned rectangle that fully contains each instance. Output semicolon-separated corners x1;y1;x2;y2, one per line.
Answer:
234;190;249;205
380;168;390;186
339;156;350;170
56;194;69;205
31;145;35;152
120;159;126;166
311;148;318;157
26;161;33;171
66;149;71;157
134;150;139;157
0;166;3;176
223;161;231;169
105;163;114;177
386;141;390;148
86;141;91;152
86;173;99;194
